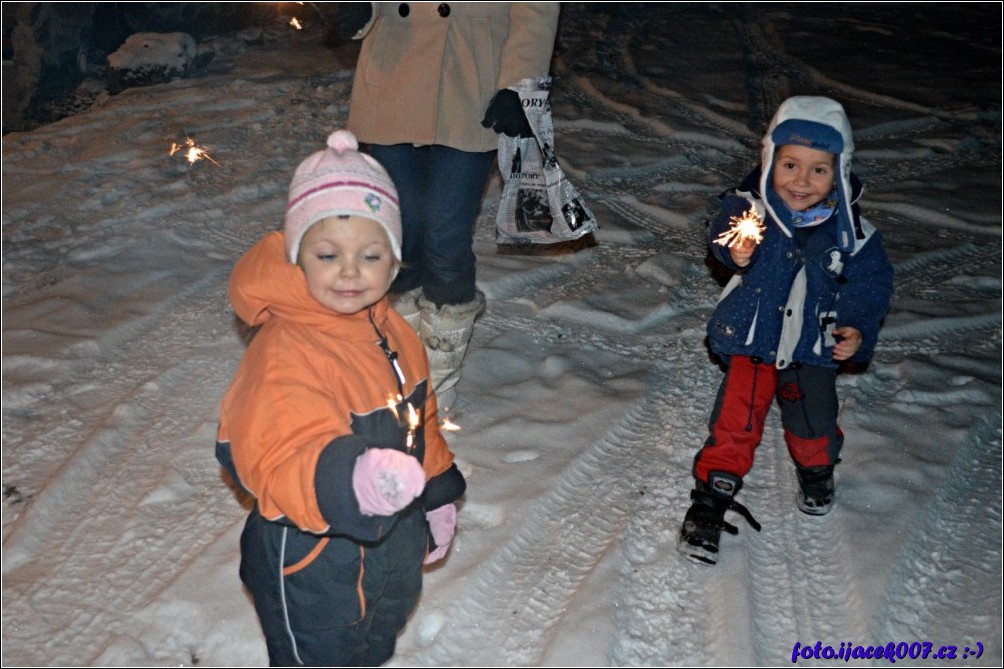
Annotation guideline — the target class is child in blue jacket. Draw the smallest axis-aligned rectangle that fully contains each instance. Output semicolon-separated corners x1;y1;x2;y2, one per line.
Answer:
679;96;894;565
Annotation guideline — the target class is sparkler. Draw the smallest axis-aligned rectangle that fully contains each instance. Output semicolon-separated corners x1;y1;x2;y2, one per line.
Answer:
289;17;303;30
405;402;419;451
169;137;221;166
387;395;422;453
713;208;765;249
440;417;462;432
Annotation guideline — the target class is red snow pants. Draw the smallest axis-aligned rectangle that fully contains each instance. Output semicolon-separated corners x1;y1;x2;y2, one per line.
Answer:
693;355;843;485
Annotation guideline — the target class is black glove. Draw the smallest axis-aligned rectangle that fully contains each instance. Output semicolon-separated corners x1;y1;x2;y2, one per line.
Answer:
481;89;534;138
337;3;373;39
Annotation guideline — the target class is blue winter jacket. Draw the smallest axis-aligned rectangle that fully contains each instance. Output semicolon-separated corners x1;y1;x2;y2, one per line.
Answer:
706;167;894;369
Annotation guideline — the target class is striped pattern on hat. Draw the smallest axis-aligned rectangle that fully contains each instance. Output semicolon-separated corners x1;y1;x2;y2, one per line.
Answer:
284;130;402;263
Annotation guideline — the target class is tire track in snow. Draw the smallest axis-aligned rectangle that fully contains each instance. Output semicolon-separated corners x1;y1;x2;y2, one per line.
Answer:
729;6;981;126
609;360;870;665
741;418;871;665
874;242;1002;360
407;358;693;666
551;57;746;154
1;265;245;666
877;413;1003;664
729;5;793;134
602;5;758;145
590;193;707;244
861;140;994;192
609;356;744;666
891;242;1000;292
479;286;712;364
3;39;356;666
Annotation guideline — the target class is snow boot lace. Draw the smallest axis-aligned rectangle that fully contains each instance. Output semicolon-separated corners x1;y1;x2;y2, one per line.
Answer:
795;464;835;516
678;472;761;566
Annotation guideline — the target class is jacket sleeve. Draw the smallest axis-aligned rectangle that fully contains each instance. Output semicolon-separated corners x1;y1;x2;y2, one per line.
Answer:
223;335;396;540
421;463;467;511
314;434;404;541
837;228;894;362
496;3;560;88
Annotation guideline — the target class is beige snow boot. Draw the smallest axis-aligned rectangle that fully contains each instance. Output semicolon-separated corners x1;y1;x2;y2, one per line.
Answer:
390;287;423;333
419;290;486;409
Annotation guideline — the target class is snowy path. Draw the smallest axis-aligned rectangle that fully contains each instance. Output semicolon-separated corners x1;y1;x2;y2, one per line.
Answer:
397;6;1002;666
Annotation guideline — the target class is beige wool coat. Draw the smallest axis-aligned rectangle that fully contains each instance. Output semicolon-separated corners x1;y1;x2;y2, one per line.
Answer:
347;2;560;153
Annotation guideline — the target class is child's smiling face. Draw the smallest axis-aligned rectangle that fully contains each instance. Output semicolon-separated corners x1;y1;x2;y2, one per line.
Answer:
298;216;397;315
772;144;836;212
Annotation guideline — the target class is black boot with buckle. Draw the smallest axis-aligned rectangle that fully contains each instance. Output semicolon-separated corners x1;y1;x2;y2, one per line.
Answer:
678;471;761;565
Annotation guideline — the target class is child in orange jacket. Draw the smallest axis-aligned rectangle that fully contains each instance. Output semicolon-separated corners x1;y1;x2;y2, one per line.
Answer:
216;130;466;666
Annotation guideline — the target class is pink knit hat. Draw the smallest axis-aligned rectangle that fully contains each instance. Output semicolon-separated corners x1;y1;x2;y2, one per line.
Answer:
284;130;402;263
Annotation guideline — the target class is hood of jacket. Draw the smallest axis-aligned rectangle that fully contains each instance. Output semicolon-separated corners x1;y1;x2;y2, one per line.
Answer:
759;96;862;252
228;230;393;335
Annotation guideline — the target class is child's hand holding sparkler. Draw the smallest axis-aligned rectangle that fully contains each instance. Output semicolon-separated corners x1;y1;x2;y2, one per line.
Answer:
729;237;756;267
714;207;765;268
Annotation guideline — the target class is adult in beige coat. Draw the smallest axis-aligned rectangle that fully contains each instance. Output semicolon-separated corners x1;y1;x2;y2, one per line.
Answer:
342;2;560;408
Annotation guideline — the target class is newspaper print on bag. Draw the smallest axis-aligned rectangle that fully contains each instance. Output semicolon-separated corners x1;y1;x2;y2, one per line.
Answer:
495;77;598;245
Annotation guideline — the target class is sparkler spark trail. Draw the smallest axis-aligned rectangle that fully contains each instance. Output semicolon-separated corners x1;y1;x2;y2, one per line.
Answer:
169;137;221;166
387;394;422;452
714;208;766;248
405;403;420;451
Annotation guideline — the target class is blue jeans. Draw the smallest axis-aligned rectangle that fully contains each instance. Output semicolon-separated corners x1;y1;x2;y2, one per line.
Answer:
365;143;495;306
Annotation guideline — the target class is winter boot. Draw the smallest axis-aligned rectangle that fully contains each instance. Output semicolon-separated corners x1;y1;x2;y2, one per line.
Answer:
419;290;486;410
795;464;835;515
678;471;761;566
390;287;423;333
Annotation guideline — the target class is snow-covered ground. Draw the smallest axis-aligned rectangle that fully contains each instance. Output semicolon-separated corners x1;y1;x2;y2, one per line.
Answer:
2;4;1001;666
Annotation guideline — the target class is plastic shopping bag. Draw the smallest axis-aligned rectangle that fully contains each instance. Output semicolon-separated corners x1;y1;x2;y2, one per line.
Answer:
495;76;598;245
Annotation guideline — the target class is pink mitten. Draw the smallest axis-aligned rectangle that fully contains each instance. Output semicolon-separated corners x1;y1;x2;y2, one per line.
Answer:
424;503;458;564
352;448;426;517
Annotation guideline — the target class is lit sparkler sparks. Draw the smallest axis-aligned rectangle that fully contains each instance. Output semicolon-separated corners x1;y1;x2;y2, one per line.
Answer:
387;394;422;452
713;208;766;248
440;417;461;432
405;403;420;451
289;17;303;30
169;137;221;166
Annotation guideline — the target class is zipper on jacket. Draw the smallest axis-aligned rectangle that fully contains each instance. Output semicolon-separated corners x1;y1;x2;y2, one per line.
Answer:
369;308;406;396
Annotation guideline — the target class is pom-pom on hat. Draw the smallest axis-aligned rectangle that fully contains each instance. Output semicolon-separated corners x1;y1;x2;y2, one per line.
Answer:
284;130;402;264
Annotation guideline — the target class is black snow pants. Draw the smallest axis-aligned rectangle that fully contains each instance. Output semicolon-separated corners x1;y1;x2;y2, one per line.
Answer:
239;505;427;666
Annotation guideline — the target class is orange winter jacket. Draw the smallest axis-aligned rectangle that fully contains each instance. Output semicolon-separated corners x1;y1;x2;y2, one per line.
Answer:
216;232;462;537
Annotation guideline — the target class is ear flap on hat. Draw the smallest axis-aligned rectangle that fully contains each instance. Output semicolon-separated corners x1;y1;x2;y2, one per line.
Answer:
759;97;858;251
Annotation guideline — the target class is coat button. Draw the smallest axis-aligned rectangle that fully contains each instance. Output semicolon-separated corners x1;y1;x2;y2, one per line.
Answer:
438;3;451;17
398;4;410;17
